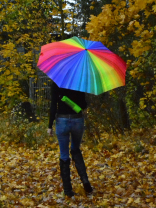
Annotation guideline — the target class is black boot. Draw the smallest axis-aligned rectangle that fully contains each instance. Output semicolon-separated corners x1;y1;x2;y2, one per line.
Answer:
71;149;93;193
59;158;75;197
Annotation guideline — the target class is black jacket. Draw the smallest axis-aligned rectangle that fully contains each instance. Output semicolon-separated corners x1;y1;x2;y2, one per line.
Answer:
49;81;87;128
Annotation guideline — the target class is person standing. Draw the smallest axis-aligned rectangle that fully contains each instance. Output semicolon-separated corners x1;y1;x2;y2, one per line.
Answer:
47;81;93;197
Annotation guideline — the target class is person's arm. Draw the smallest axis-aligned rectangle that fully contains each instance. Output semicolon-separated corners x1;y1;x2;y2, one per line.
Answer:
47;82;58;135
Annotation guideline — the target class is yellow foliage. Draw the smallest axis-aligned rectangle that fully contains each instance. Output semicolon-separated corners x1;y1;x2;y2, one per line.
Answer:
0;0;61;109
90;6;94;10
86;0;155;57
0;113;156;207
0;195;7;201
86;0;156;129
152;5;156;13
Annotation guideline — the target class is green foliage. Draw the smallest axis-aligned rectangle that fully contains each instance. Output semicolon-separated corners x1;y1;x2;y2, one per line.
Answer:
85;88;130;141
134;141;144;153
0;112;56;148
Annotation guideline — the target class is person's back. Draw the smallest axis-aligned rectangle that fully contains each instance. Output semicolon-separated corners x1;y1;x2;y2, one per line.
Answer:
54;83;87;115
48;81;87;128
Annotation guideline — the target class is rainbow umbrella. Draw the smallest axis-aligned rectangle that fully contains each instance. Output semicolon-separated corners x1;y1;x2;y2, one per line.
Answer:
37;36;127;95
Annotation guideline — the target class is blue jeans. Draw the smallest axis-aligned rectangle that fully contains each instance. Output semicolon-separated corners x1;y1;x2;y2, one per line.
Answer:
56;117;84;161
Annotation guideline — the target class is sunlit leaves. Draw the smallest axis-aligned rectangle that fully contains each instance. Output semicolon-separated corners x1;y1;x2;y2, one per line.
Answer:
152;5;156;13
86;0;156;128
0;0;57;110
0;113;156;207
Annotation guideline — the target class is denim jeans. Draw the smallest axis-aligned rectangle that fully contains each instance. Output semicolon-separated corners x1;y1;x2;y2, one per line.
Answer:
56;117;84;161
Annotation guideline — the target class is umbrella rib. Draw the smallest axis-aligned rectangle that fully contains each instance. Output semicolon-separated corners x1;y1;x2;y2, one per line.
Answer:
87;51;104;95
74;36;85;48
54;51;86;89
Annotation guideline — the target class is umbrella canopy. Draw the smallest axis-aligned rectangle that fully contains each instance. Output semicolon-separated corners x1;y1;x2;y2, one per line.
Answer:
37;36;127;95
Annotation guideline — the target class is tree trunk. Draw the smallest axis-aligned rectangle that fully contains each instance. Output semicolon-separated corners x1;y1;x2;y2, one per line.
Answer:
59;0;65;40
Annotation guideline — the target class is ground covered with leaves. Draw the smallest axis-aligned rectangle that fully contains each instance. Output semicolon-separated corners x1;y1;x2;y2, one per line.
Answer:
0;126;156;208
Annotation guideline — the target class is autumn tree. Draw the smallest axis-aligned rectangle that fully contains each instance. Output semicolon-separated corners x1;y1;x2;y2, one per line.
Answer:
0;0;58;110
65;0;111;37
86;0;156;131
